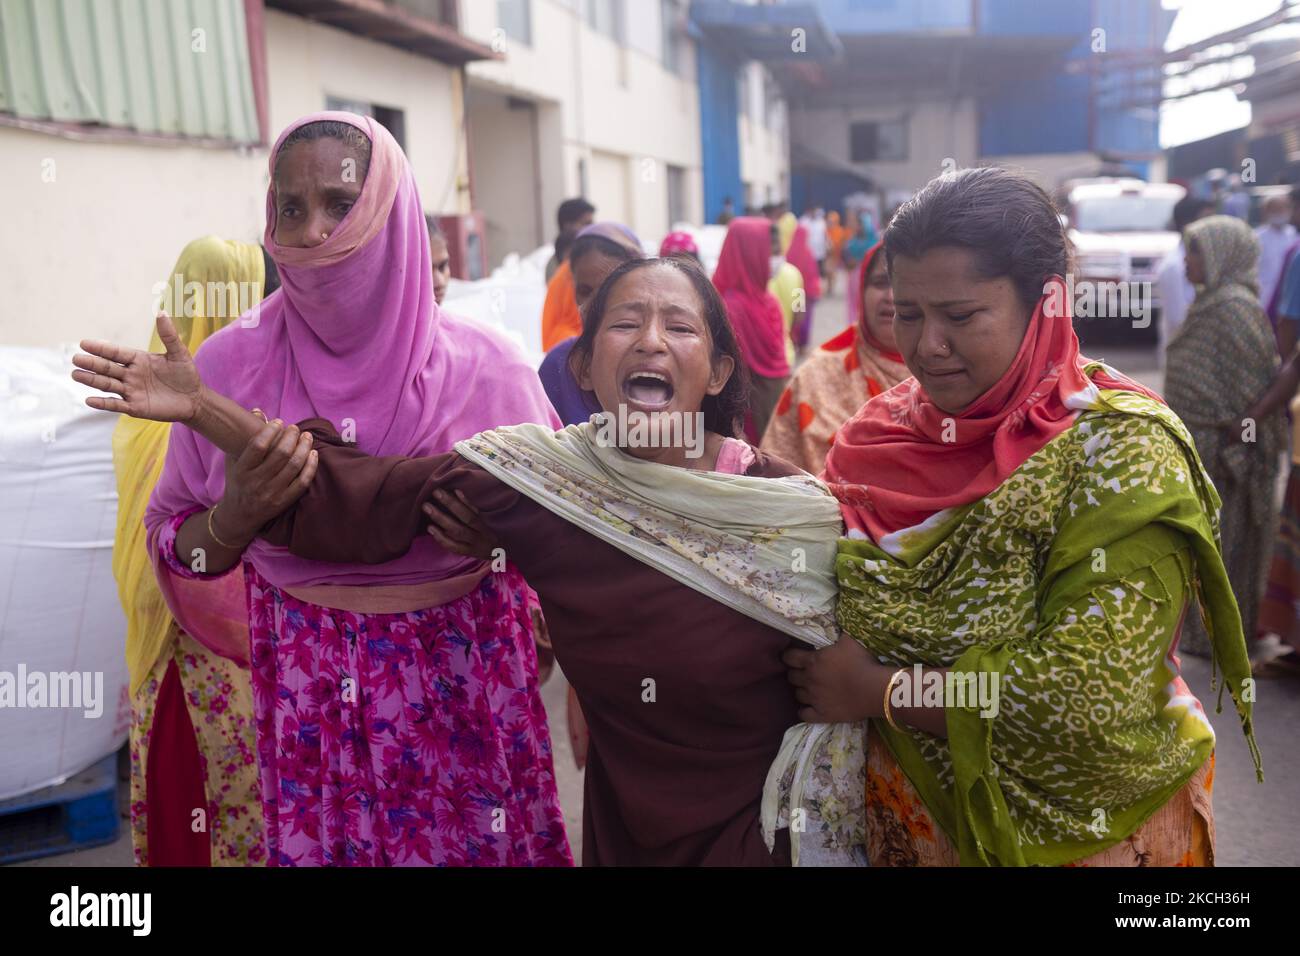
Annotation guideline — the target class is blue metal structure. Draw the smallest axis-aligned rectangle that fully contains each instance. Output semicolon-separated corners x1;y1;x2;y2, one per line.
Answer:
697;42;745;224
689;0;1174;219
690;1;839;221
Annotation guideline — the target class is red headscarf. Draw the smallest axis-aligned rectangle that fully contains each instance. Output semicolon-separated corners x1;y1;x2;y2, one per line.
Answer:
713;217;789;378
786;225;822;300
823;276;1161;542
852;241;903;362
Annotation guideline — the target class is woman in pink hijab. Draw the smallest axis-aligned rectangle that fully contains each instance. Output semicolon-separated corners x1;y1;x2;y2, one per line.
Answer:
712;217;789;441
92;114;571;867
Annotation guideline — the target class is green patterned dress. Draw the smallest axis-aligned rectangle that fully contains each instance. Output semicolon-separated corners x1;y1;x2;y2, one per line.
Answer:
1165;214;1284;656
838;388;1260;866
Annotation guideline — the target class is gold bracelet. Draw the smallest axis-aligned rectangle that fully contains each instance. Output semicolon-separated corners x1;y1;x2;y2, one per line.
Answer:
207;504;243;550
882;667;908;732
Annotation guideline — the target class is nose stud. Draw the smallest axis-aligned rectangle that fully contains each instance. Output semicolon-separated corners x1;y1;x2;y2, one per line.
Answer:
321;231;330;240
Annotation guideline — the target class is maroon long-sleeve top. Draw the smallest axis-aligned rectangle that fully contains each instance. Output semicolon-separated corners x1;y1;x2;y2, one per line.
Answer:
262;421;800;866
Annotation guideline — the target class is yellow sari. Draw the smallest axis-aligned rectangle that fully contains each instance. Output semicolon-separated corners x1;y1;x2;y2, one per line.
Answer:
113;237;267;867
114;237;265;694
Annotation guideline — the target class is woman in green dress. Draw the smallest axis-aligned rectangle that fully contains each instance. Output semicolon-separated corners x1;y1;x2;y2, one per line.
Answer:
787;168;1260;866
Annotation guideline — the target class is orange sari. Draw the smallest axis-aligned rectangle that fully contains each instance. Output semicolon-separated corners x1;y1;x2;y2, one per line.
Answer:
542;260;582;351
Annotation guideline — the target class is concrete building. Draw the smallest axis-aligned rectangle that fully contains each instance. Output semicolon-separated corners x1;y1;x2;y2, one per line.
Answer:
691;0;835;224
0;0;495;349
460;0;792;268
775;0;1172;218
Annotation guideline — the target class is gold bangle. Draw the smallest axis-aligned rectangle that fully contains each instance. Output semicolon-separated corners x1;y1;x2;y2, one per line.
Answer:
882;667;908;732
207;504;243;550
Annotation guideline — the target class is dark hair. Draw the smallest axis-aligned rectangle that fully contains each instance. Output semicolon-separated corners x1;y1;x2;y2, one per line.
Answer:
1171;195;1212;232
557;198;596;231
569;233;639;271
426;216;446;243
662;249;702;267
884;166;1069;309
1290;185;1300;207
569;257;749;438
260;245;281;296
274;120;372;181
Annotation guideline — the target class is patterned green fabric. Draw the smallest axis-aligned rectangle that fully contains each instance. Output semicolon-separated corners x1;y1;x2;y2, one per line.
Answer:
1165;214;1283;654
837;383;1261;866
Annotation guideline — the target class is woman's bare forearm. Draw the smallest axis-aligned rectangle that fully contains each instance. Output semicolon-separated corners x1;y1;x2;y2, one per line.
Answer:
1246;349;1300;422
174;507;248;575
187;386;268;455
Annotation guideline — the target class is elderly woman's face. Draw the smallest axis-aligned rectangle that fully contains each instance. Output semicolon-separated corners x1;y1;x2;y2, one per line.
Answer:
577;264;733;458
272;137;367;248
890;246;1033;415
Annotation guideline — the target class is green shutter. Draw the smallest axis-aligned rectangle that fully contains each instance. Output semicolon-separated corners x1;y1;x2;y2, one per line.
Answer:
0;0;258;142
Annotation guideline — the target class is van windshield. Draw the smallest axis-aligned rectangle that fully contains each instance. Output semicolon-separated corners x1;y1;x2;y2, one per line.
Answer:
1073;195;1178;232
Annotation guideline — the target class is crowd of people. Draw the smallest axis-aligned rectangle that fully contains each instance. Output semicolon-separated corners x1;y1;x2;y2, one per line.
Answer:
71;111;1280;869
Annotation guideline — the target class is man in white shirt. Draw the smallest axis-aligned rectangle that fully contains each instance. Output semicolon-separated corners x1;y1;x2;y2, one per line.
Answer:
1157;195;1213;360
1256;194;1296;307
802;206;829;276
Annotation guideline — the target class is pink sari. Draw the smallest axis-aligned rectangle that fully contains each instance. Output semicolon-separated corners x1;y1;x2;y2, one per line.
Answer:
143;112;569;866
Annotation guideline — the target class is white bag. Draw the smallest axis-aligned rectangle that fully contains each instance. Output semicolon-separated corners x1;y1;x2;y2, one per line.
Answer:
0;347;129;801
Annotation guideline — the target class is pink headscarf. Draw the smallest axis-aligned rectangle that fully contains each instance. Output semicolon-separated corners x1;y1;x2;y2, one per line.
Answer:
712;217;789;378
145;112;560;660
659;231;699;258
785;225;822;301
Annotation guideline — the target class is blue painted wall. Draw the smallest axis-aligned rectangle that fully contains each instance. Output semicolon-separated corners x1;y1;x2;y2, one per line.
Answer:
979;0;1089;36
792;169;873;216
978;0;1170;160
810;0;1170;163
697;43;744;223
814;0;971;34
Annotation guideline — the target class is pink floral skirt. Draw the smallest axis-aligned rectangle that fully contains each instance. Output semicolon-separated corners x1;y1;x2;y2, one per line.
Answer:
244;563;572;867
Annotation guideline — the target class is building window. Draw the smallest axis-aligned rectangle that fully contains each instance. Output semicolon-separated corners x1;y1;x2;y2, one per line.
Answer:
660;0;681;74
586;0;624;44
497;0;531;45
667;164;687;226
326;96;407;152
849;119;907;162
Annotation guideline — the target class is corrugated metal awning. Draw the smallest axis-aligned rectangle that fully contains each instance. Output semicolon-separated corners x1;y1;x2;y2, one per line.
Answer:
0;0;260;144
267;0;501;65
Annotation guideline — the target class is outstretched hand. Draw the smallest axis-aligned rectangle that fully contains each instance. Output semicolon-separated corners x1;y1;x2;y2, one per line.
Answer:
73;312;204;423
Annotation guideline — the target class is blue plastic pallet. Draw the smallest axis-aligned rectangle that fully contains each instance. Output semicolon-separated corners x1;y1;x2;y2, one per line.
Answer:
0;754;120;865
